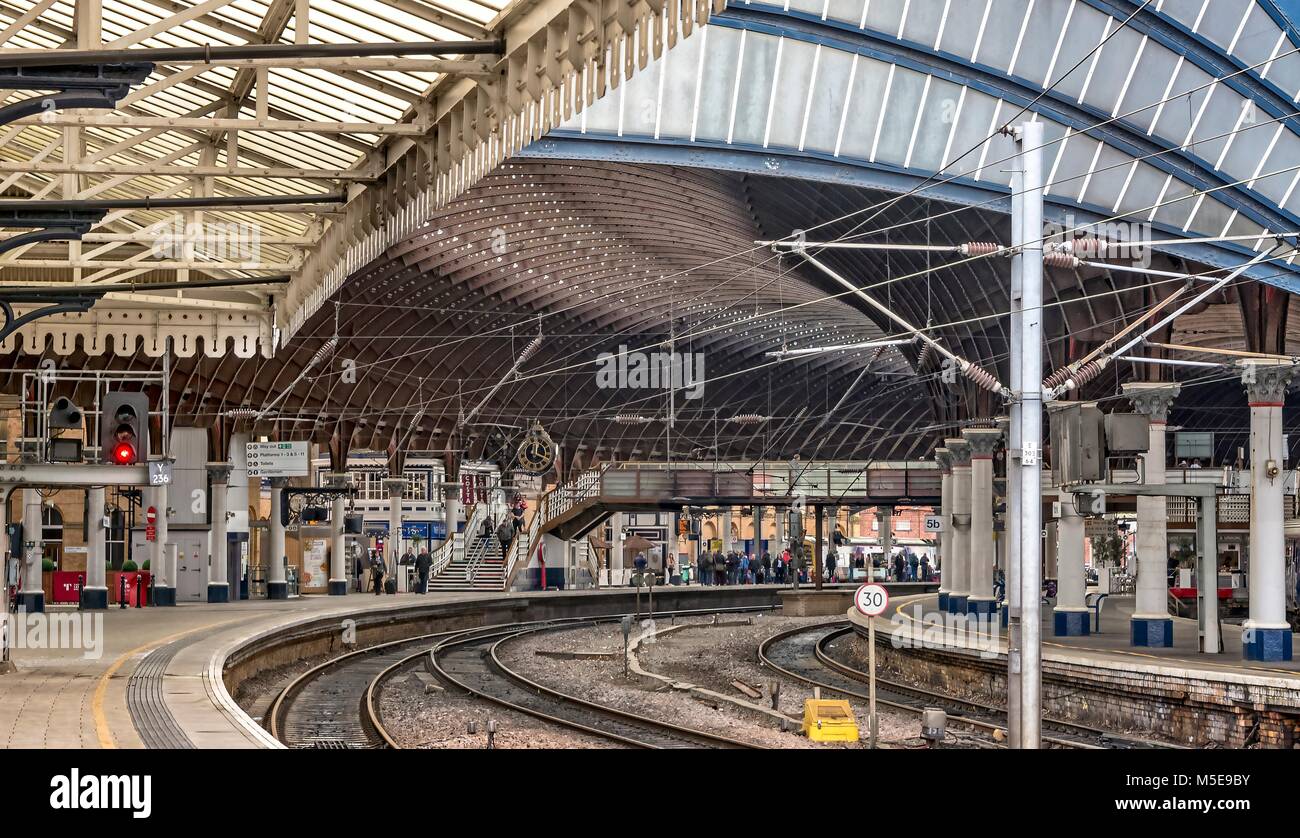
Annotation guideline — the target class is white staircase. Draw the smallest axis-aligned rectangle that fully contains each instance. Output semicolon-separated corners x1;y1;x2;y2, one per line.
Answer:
428;532;506;591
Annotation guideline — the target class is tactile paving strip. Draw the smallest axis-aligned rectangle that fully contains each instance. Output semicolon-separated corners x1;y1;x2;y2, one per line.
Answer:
126;640;195;749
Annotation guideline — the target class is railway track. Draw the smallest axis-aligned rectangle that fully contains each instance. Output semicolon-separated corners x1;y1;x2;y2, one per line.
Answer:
266;607;771;749
428;621;760;749
758;621;1178;750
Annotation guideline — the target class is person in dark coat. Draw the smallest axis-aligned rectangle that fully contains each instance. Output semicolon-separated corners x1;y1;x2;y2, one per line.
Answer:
369;551;386;595
892;552;906;582
713;551;727;586
415;549;433;593
825;549;838;582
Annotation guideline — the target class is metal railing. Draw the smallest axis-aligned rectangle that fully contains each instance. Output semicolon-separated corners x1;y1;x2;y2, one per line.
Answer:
429;502;487;579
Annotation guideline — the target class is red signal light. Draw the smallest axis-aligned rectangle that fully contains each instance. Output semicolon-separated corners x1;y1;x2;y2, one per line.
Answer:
112;442;137;465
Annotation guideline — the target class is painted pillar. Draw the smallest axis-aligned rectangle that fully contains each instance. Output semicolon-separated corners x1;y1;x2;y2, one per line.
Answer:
963;428;1001;616
935;447;952;611
753;504;765;558
20;490;44;612
266;477;288;599
151;483;175;606
610;512;625;585
774;505;786;549
1241;361;1296;660
385;478;406;584
1122;382;1180;646
82;486;108;609
876;507;893;574
329;474;349;596
442;482;461;549
945;437;972;614
721;507;734;553
207;465;231;603
1054;490;1089;635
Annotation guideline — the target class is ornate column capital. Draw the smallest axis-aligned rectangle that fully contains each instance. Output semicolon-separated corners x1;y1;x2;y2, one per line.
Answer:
961;427;1002;459
267;476;289;489
206;463;232;484
1239;361;1297;406
1121;382;1181;422
945;438;971;467
934;447;952;473
326;473;352;489
383;477;407;498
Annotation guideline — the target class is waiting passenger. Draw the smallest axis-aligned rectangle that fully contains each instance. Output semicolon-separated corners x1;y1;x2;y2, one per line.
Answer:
739;553;750;584
761;552;772;584
415;549;432;594
825;549;837;582
370;552;387;596
714;551;727;586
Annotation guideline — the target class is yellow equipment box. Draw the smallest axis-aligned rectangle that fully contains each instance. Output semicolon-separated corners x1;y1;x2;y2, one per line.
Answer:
802;699;860;743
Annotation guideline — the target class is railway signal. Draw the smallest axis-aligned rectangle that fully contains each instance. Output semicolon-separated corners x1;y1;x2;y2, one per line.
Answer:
100;392;149;466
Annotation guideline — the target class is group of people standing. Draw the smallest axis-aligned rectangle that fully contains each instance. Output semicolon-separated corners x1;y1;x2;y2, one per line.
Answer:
695;548;808;586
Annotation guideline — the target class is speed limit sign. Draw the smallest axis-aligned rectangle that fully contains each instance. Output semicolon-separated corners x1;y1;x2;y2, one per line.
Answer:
854;583;890;617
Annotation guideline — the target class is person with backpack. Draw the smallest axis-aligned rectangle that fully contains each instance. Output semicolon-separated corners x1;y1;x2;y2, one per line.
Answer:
739;552;750;584
713;551;727;586
415;548;433;594
825;549;838;583
369;551;386;595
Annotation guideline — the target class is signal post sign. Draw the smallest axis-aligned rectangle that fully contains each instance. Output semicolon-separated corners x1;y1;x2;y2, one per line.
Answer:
145;506;157;542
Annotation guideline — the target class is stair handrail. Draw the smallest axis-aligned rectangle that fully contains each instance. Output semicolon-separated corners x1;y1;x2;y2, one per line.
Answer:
503;464;610;589
430;500;487;578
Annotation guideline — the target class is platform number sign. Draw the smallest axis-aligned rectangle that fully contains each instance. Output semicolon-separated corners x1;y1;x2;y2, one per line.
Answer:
924;515;943;533
854;583;889;618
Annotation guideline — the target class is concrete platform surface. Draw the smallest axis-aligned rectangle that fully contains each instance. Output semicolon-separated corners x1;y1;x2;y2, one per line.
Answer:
0;591;501;749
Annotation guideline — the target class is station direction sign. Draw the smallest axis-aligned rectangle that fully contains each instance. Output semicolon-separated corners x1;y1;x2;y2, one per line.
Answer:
246;441;310;478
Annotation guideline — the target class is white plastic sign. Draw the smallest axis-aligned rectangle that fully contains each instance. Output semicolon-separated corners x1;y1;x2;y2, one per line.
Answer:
924;515;943;532
854;583;890;618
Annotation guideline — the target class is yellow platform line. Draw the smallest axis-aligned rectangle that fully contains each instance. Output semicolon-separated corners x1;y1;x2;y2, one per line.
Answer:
93;618;240;749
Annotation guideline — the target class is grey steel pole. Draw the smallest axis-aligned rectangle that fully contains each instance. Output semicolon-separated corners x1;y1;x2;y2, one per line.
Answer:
1006;166;1024;750
1016;121;1045;749
1198;494;1222;653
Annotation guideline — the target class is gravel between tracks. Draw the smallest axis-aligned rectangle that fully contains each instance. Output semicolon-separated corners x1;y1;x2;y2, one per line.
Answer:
379;664;623;749
496;614;924;748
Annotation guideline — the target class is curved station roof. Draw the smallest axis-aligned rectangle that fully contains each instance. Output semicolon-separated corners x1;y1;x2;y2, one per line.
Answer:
1;0;1298;466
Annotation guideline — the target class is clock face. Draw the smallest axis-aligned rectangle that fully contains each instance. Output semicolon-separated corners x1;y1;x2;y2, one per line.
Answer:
517;427;554;474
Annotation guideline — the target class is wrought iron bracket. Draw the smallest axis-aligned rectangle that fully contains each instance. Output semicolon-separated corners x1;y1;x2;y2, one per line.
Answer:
280;486;358;527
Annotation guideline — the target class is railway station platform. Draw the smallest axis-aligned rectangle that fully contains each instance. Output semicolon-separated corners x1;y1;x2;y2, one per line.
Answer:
858;594;1300;747
0;592;501;749
0;584;792;749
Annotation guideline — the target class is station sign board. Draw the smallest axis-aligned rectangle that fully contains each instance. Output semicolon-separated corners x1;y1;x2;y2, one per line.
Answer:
924;514;944;532
246;441;310;478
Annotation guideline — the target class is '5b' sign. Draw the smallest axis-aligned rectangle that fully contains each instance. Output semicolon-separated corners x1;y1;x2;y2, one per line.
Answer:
924;515;944;532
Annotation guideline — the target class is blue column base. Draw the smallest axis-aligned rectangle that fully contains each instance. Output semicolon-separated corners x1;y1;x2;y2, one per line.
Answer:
206;584;230;603
1001;604;1009;628
937;592;950;611
18;591;44;613
1054;610;1090;637
1243;627;1293;662
1130;617;1172;647
81;587;109;610
328;580;348;596
967;598;996;617
266;581;289;600
153;586;176;607
947;594;968;614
